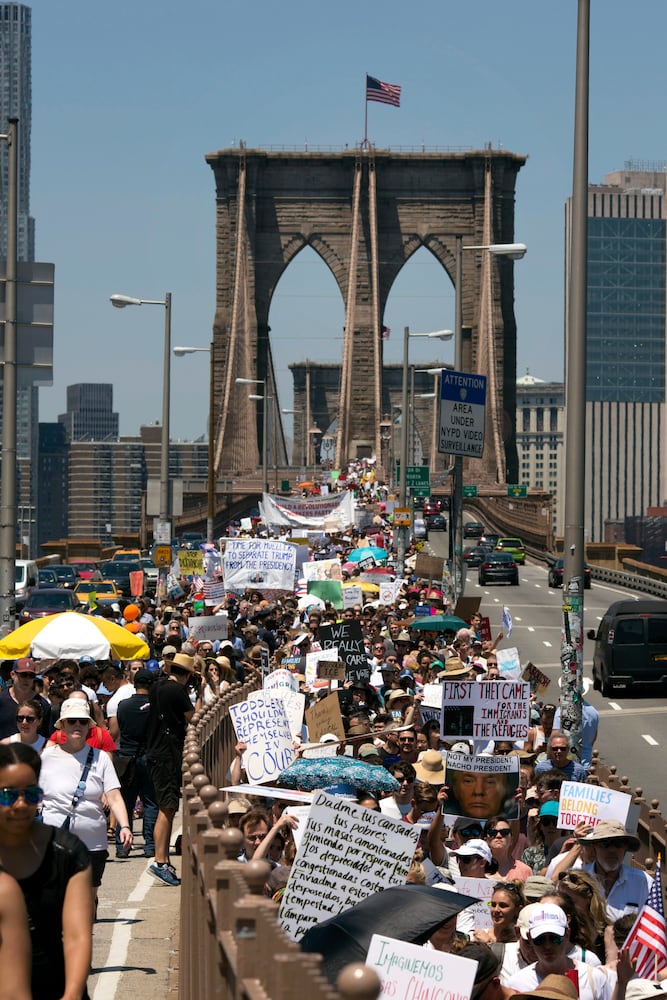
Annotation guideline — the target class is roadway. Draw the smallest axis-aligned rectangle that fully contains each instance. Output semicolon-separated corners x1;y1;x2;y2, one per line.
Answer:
427;528;667;808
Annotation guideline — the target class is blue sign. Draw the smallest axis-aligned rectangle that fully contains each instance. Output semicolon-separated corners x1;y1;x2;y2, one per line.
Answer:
439;370;487;458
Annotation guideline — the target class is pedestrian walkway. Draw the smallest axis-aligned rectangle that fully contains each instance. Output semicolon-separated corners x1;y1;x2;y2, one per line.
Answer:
87;822;181;999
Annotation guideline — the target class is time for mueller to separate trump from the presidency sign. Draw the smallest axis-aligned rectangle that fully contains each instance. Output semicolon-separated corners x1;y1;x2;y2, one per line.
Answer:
439;370;487;458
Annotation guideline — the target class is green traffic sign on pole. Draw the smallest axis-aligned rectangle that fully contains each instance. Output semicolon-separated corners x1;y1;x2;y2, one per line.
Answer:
395;464;431;492
462;485;478;498
507;484;527;497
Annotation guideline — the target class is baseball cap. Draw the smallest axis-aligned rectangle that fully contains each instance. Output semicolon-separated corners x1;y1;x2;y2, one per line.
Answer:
539;800;560;818
527;904;568;940
14;657;36;674
523;875;556;901
453;839;492;864
162;645;177;658
133;669;155;687
358;744;381;760
449;741;471;755
625;982;667;1000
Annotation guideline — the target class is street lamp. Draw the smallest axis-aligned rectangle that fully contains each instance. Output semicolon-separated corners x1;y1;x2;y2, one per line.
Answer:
397;328;454;577
0;118;18;634
236;378;269;492
450;240;527;600
173;345;215;543
110;292;172;526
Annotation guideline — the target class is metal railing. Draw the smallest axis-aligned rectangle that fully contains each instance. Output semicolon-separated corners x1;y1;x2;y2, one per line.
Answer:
178;673;381;1000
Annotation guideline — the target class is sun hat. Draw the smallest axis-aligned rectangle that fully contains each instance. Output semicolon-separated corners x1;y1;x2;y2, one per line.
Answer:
171;652;196;674
625;982;667;1000
55;698;93;729
527;903;568;940
523;875;556;901
437;657;469;679
386;689;414;705
583;818;640;852
413;749;446;784
453;838;492;864
227;797;252;816
514;974;578;1000
162;645;177;658
539;800;560;819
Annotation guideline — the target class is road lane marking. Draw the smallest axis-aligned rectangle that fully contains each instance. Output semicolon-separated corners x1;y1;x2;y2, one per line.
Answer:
642;735;659;746
527;626;535;632
608;702;622;711
543;641;552;647
92;908;138;1000
598;705;667;719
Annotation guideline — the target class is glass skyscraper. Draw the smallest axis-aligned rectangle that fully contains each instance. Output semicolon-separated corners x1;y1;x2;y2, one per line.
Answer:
0;2;34;262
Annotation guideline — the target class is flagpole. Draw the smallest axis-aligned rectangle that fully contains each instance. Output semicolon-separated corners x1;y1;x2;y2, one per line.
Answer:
363;74;369;146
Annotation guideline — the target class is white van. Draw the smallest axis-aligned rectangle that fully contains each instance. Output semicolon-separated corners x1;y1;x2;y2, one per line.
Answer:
15;559;38;602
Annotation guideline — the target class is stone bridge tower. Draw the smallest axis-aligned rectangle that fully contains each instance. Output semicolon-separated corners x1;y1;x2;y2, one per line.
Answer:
205;146;526;483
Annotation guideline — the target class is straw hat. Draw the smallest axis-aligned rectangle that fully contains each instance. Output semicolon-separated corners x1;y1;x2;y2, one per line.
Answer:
437;657;469;679
413;749;446;784
514;975;578;1000
171;652;196;674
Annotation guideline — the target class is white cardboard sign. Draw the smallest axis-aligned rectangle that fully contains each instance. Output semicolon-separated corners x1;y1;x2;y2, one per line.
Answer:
452;876;495;930
557;780;633;831
186;613;228;642
439;680;530;741
366;933;478;1000
228;691;295;784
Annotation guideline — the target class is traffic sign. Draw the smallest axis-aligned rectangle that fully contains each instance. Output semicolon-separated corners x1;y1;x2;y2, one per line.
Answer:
507;484;527;497
395;465;431;492
154;545;172;568
462;485;478;498
393;507;412;526
439;370;487;457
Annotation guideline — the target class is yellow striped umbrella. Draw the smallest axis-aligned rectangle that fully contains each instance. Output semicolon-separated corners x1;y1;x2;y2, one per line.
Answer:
0;612;150;661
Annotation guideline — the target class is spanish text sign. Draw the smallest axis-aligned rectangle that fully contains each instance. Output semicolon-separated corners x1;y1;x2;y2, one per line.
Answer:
557;780;632;831
439;680;530;741
439;370;487;458
366;934;478;1000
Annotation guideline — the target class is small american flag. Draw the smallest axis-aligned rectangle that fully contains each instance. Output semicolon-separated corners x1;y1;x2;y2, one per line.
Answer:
623;860;667;978
366;75;401;108
202;580;226;603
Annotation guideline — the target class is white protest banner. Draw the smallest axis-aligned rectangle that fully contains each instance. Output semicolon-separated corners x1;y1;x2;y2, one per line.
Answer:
222;538;296;592
304;648;339;688
495;647;522;680
557;780;633;832
443;753;520;820
228;691;295;784
452;877;495;930
440;680;530;741
186;613;228;643
279;790;419;941
221;784;313;805
379;580;395;605
422;684;443;709
366;934;478;1000
260;491;354;529
263;668;299;693
342;585;363;609
302;559;343;582
271;689;306;739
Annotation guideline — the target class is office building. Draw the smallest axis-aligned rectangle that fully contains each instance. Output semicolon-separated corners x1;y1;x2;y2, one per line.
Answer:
565;164;667;541
58;383;119;441
0;3;34;261
515;372;564;535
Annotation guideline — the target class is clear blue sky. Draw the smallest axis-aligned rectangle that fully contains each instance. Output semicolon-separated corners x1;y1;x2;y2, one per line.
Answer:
30;0;667;441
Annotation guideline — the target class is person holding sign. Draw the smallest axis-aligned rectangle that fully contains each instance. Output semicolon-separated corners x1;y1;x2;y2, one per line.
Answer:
486;817;532;881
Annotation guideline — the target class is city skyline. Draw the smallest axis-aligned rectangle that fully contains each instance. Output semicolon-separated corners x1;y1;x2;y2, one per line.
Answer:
11;0;667;442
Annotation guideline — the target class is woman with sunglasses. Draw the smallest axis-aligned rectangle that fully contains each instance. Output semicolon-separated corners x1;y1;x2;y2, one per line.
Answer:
0;698;46;753
486;817;532;881
521;801;563;874
39;698;133;911
0;743;92;1000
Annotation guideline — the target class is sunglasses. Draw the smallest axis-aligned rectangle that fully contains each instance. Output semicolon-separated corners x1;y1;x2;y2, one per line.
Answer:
532;934;564;947
0;785;43;807
63;718;89;726
458;855;483;865
460;826;484;839
595;838;627;848
487;828;511;838
17;715;37;723
540;817;558;827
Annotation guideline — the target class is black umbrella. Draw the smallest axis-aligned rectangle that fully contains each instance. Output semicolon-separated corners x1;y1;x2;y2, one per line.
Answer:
299;884;477;985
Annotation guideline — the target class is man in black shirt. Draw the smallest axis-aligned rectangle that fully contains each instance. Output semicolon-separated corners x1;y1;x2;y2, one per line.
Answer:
115;669;158;860
0;657;52;738
145;652;194;886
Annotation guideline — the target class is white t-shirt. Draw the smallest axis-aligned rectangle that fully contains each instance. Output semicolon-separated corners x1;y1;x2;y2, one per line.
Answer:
507;961;615;1000
105;684;135;720
8;733;45;752
40;744;120;851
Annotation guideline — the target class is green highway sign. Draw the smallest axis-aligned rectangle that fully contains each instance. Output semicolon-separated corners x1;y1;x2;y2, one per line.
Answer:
462;485;478;498
507;484;527;497
395;464;431;492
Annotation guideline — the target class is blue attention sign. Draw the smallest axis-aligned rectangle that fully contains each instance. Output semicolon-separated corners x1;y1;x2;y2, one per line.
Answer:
439;370;487;458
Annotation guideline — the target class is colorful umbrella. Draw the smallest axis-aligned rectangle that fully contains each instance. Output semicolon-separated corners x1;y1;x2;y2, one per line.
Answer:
347;546;388;563
409;614;468;632
277;756;399;795
342;581;379;594
0;612;150;660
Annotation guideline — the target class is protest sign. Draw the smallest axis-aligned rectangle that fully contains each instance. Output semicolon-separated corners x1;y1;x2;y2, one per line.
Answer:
557;780;633;831
178;550;204;576
415;553;445;580
454;597;482;621
440;681;530;741
318;620;370;683
284;805;312;853
305;692;345;742
452;877;495;930
260;646;270;679
222;538;297;592
302;559;343;582
279;790;419;941
478;616;492;643
443;752;521;820
260;491;355;529
366;934;478;1000
307;579;343;608
186;613;229;643
342;584;363;609
496;647;522;680
522;661;551;697
265;689;305;739
316;660;346;682
264;668;299;693
357;555;376;570
228;691;295;784
379;580;395;606
304;648;339;687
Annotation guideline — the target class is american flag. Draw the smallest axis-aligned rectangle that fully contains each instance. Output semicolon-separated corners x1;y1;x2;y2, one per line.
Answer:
623;860;667;979
366;75;401;107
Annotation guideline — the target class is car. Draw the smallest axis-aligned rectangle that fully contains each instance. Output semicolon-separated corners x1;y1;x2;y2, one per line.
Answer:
412;497;425;511
413;517;428;541
463;521;484;539
111;548;142;562
50;565;80;589
481;532;499;549
478;552;519;586
74;580;120;606
548;558;592;590
37;568;59;588
463;546;486;567
19;588;81;623
422;499;441;517
66;559;98;580
495;537;526;565
589;599;667;696
139;558;159;591
180;532;205;550
99;560;142;597
424;513;447;531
